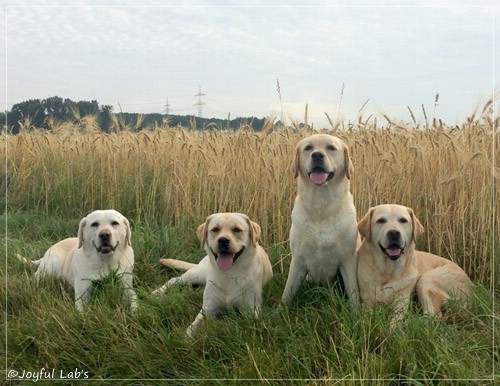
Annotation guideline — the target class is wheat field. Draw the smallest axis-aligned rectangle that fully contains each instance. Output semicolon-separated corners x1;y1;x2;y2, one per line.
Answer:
1;106;499;382
2;107;498;287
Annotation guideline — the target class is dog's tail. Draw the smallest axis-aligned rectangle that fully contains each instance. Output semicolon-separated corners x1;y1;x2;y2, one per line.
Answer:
159;258;196;271
16;254;41;266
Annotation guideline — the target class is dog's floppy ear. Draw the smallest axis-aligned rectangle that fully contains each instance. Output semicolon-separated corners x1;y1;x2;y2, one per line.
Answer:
196;215;211;248
344;147;353;180
123;216;132;247
358;208;373;241
247;217;261;248
291;142;301;179
408;207;424;241
77;217;87;249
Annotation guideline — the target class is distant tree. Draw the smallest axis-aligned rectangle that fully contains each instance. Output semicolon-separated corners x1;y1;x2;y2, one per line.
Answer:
75;100;99;117
6;97;267;133
43;96;70;122
9;99;45;132
0;111;6;130
99;105;114;132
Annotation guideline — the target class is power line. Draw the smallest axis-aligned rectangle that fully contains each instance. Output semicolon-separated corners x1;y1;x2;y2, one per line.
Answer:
164;97;171;115
193;86;206;118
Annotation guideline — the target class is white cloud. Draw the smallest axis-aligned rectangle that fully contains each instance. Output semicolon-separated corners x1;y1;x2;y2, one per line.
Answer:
2;1;498;126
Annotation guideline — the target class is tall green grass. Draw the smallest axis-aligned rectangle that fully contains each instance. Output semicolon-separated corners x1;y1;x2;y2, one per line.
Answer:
2;211;497;383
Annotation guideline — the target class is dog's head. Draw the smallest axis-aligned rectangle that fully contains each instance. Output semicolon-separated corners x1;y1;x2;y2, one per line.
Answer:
358;204;423;261
78;209;131;255
197;213;261;272
292;134;353;186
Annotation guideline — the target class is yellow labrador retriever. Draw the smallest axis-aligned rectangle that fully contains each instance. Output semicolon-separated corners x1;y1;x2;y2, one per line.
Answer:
357;204;472;319
281;134;359;305
152;213;273;337
18;210;137;313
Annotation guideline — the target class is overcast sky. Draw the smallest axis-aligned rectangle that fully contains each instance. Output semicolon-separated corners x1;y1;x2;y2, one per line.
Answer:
2;0;498;127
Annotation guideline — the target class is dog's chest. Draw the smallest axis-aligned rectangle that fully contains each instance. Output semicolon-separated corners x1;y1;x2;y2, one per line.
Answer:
290;207;357;283
291;210;356;249
306;253;341;283
359;269;417;305
207;273;258;308
77;252;126;280
87;260;114;280
303;222;340;247
376;276;416;305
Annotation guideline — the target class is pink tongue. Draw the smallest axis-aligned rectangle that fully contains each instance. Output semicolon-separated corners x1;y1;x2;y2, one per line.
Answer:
100;245;112;254
386;247;401;256
216;252;235;271
309;172;329;185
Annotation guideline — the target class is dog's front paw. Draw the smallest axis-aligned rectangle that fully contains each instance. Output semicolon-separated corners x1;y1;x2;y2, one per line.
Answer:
151;286;166;296
185;326;194;339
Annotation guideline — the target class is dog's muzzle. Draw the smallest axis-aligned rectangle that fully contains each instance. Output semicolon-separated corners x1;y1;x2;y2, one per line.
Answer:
308;165;335;186
211;238;245;272
308;151;334;186
93;239;119;255
379;230;404;261
379;243;404;261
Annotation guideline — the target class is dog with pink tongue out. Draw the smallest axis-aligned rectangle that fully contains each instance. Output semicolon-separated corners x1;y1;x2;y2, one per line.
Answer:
356;204;471;322
152;213;273;338
281;134;360;306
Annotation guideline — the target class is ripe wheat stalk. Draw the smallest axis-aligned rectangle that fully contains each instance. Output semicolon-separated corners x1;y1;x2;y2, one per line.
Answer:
2;102;497;287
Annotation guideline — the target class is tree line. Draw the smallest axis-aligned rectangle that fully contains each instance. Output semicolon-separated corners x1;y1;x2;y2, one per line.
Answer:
1;96;268;133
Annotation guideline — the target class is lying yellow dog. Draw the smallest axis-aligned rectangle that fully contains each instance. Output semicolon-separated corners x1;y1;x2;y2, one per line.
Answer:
357;204;471;320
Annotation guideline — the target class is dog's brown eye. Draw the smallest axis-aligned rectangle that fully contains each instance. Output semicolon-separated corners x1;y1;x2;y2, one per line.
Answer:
327;145;337;151
111;221;119;226
211;227;220;233
399;218;409;224
375;218;387;224
90;222;99;227
304;144;313;151
232;228;242;233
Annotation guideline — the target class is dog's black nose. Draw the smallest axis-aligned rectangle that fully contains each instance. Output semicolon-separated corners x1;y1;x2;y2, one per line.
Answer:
99;232;110;242
218;237;230;250
387;230;401;241
311;151;324;161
